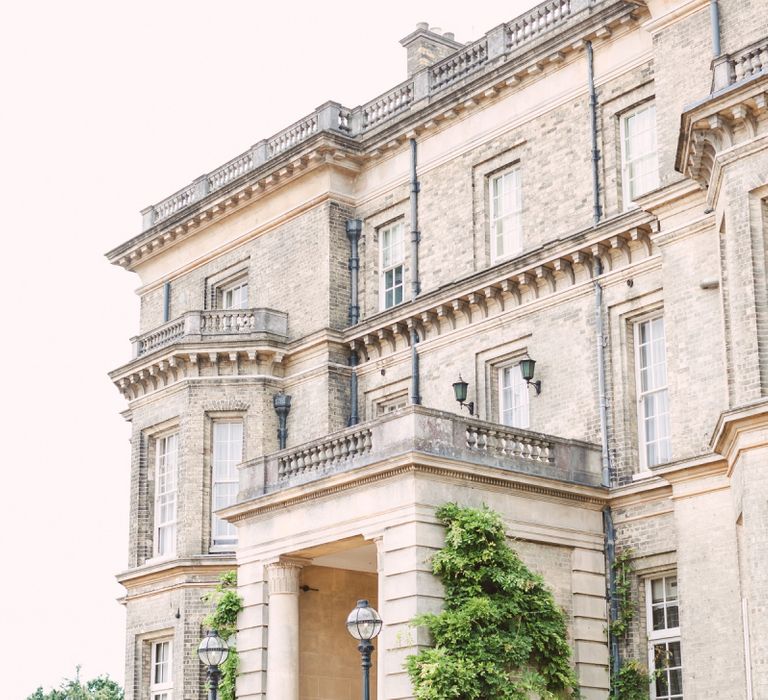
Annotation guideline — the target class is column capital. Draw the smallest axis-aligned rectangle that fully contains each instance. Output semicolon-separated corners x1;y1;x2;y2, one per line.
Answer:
266;558;309;595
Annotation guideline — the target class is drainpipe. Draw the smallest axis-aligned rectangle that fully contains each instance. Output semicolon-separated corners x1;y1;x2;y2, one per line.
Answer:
710;0;721;57
346;219;363;325
346;219;362;425
349;351;360;426
409;138;422;405
595;257;621;690
586;41;602;226
162;281;171;323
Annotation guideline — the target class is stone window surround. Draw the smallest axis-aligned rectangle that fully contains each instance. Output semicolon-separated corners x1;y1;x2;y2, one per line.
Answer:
633;313;671;472
204;409;247;554
644;572;682;700
471;141;525;271
379;219;407;311
144;419;181;567
610;293;665;481
599;78;656;216
135;629;175;700
620;100;660;209
149;638;173;700
474;334;532;424
205;259;251;310
364;377;410;421
362;203;409;317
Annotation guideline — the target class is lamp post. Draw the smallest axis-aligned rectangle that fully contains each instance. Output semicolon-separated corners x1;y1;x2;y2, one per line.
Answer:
346;599;383;700
197;630;230;700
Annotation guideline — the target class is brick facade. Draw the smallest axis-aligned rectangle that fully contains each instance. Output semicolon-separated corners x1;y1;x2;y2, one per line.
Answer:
108;0;768;697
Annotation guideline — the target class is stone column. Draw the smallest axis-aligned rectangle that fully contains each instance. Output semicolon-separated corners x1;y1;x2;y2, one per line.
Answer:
266;560;304;700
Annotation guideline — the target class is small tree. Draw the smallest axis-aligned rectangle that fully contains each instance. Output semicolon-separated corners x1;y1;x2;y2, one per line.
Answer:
406;503;579;699
26;668;124;700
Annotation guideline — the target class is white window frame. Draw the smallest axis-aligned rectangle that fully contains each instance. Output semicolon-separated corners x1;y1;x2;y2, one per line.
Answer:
621;102;660;208
499;363;530;429
220;278;249;310
375;392;408;416
380;221;405;310
153;433;178;558
634;316;671;470
211;421;243;549
489;167;523;263
150;639;173;700
645;575;682;700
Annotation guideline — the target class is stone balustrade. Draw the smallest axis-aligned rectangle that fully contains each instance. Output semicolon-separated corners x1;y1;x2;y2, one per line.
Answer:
139;0;614;231
131;307;288;357
238;405;601;499
362;82;414;130
506;0;573;50
713;39;768;91
429;39;488;92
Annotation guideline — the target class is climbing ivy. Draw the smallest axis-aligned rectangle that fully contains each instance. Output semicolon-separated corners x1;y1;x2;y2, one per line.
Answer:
405;503;579;699
607;549;659;700
609;548;635;640
614;659;654;700
203;570;244;700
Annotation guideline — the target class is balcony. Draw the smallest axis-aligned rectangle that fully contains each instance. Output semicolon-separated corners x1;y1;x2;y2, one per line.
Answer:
111;308;289;401
131;307;288;358
238;405;603;503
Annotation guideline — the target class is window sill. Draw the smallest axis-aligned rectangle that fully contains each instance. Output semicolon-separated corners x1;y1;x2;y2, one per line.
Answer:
209;544;237;554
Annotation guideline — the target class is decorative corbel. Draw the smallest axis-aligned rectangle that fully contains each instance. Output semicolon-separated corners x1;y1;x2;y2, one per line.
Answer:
571;250;594;278
500;278;521;305
629;227;653;257
516;272;539;298
483;285;504;312
451;298;472;325
436;303;457;330
468;292;488;319
552;258;575;285
731;104;757;139
534;265;556;294
609;236;632;265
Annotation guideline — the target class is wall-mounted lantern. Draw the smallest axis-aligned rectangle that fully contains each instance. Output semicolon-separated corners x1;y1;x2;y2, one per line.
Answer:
273;392;292;449
519;357;542;395
452;375;475;416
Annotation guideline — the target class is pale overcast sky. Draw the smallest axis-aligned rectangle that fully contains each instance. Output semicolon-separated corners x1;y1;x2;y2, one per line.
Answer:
1;1;536;697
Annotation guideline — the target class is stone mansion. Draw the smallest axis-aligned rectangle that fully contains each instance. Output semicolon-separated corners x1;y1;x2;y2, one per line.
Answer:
107;0;768;698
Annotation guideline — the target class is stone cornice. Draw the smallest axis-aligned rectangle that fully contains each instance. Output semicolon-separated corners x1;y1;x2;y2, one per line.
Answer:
107;136;361;272
710;398;768;472
344;211;657;363
223;453;608;525
116;555;236;592
108;1;643;273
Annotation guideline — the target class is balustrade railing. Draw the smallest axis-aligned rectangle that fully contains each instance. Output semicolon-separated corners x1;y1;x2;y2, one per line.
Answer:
207;151;255;192
140;0;605;231
136;318;187;356
465;423;554;463
362;82;414;130
430;40;488;91
239;406;602;497
732;40;768;83
268;113;319;158
133;308;288;357
506;0;572;50
278;426;373;480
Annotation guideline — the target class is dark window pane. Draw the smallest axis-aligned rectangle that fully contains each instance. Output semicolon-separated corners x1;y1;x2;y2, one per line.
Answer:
653;607;666;630
670;668;683;695
667;604;679;628
669;641;682;666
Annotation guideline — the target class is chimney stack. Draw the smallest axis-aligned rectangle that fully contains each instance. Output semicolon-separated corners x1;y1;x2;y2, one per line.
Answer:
400;22;463;78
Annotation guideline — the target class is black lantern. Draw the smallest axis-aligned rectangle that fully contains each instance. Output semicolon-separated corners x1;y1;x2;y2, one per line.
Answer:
346;600;383;700
273;391;292;449
519;357;542;395
197;630;229;700
452;375;475;416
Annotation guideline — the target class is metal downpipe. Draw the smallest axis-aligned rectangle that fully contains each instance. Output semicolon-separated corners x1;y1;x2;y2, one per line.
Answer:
409;138;421;405
586;41;602;226
710;0;721;57
595;257;621;689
